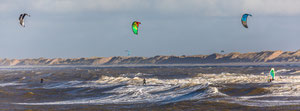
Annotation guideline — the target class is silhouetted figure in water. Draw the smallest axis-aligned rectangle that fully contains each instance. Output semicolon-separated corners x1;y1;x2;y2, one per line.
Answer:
268;78;275;83
40;78;43;83
143;78;146;85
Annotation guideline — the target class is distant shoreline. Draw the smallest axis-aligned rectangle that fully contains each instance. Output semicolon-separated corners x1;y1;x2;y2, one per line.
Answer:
0;50;299;66
0;62;299;68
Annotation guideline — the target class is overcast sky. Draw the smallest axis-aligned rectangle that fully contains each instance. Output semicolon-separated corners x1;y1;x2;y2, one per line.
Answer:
0;0;299;59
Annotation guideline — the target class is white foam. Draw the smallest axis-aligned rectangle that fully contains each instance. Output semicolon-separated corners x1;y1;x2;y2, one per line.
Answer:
42;81;83;89
14;72;300;107
16;84;219;105
276;69;291;73
40;80;120;89
0;82;25;87
202;73;300;107
15;75;223;105
223;95;300;107
95;75;211;86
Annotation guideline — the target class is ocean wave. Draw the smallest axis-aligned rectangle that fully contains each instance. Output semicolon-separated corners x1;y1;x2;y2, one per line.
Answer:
13;72;300;107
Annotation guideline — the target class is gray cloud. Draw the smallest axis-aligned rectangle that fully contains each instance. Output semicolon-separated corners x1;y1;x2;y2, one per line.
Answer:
0;0;299;58
1;0;300;15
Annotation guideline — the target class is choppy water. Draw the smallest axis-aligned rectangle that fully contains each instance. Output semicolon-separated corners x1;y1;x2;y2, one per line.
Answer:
0;66;300;110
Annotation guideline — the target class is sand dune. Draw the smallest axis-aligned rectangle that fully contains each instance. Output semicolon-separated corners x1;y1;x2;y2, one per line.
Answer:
0;50;300;66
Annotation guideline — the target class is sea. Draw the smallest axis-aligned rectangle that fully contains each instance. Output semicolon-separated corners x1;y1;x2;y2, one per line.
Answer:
0;64;300;111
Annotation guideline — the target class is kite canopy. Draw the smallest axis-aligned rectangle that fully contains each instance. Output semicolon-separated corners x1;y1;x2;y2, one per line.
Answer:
241;14;252;28
19;13;30;27
125;50;131;56
132;21;141;35
269;68;275;80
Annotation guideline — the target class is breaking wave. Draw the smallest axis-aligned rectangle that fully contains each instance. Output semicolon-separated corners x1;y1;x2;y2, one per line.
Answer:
12;70;300;107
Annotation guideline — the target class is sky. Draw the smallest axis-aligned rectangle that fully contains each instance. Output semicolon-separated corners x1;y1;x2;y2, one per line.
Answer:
0;0;300;59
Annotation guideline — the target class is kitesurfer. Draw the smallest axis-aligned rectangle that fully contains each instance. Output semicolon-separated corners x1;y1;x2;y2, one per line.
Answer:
40;78;43;83
268;68;276;82
143;78;146;85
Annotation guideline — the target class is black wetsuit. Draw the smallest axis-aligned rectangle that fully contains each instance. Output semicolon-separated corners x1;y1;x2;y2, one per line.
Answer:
143;78;146;85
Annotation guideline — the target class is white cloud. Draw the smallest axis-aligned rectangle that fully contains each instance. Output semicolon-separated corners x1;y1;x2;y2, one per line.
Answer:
1;0;300;16
154;0;300;16
242;0;300;15
29;0;150;13
0;1;17;12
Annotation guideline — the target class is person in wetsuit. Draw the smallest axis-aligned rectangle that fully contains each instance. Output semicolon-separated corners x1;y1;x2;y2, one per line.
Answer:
143;78;146;85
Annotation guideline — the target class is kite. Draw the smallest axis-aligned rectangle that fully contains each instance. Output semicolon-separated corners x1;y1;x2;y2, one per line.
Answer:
241;14;252;28
19;13;30;27
132;21;141;35
125;50;131;56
